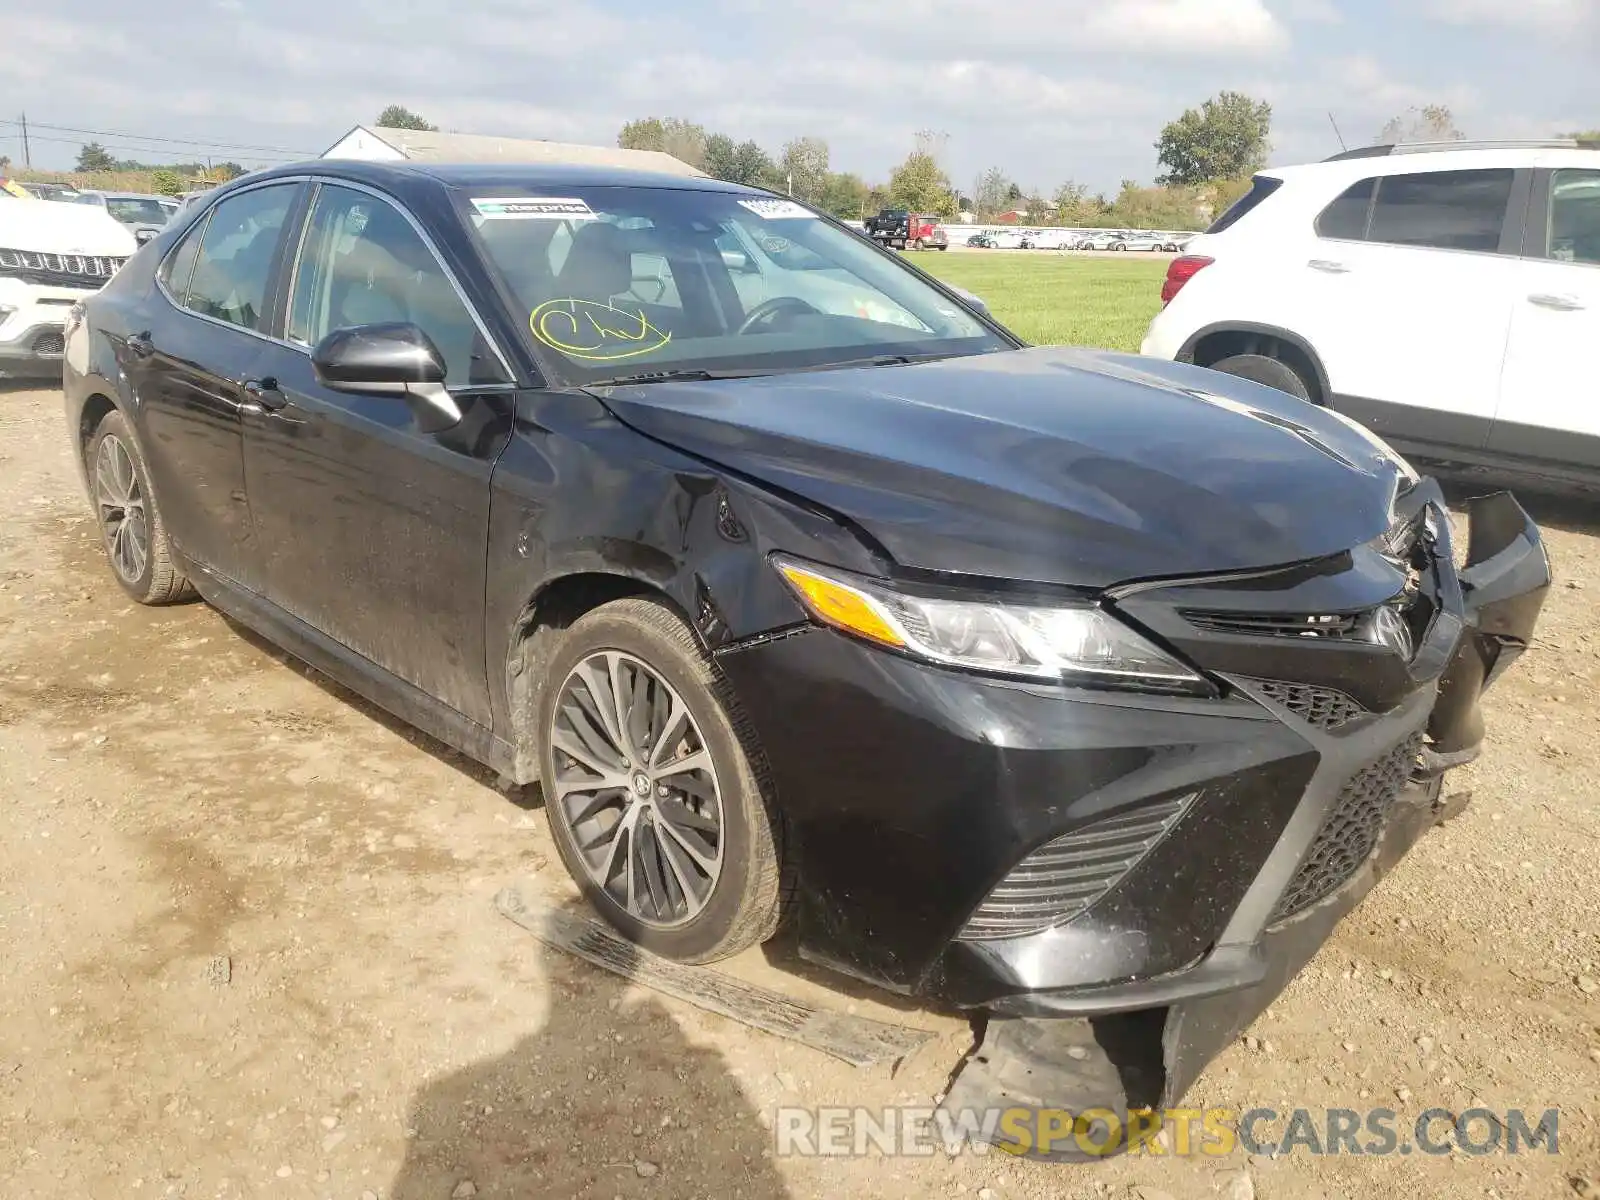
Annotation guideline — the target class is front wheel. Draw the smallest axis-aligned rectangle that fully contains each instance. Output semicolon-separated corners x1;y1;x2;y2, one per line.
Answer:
1209;353;1314;402
537;598;785;964
87;410;194;605
912;237;925;251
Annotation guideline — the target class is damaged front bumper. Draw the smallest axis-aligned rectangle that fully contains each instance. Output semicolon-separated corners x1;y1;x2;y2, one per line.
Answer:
939;490;1549;1158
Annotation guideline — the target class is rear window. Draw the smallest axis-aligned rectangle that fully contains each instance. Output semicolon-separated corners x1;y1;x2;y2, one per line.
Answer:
1205;176;1283;234
1366;169;1514;253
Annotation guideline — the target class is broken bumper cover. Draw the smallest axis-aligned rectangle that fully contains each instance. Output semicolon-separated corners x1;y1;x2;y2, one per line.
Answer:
720;487;1546;1156
940;491;1549;1156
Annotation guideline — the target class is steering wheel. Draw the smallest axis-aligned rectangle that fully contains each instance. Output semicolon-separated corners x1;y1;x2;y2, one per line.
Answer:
736;296;820;335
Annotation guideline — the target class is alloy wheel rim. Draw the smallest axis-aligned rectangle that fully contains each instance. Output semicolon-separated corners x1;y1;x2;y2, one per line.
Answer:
550;650;725;929
94;434;148;585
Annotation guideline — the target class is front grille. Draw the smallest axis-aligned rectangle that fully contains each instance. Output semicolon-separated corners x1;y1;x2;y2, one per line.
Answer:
1271;735;1421;922
958;793;1195;941
1244;678;1367;729
31;331;65;356
1183;610;1362;638
0;247;127;290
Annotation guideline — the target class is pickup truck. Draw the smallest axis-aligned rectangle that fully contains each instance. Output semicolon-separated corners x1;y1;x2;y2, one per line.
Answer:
862;209;949;251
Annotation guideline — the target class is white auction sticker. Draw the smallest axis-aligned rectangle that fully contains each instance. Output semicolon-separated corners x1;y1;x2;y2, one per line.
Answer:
472;196;597;220
737;198;815;220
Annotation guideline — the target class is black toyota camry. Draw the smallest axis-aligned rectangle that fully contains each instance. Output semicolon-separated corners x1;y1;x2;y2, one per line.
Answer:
63;160;1548;1142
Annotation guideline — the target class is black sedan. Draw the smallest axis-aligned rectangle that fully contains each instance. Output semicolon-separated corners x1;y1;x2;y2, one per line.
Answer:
63;160;1548;1146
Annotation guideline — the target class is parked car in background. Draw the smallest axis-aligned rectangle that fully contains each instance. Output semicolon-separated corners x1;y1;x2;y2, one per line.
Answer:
20;181;84;203
73;190;174;245
0;198;132;377
1143;138;1600;489
64;159;1548;1141
965;231;1001;248
1074;230;1128;250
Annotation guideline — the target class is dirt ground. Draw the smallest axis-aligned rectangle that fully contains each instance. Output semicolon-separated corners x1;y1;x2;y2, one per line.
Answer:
2;382;1597;1200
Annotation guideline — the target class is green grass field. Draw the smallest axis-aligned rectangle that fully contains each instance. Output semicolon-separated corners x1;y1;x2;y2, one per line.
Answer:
915;253;1167;352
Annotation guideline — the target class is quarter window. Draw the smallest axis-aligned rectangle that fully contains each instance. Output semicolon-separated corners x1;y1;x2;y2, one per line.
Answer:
1366;169;1514;253
288;184;496;387
1315;178;1375;241
184;185;297;331
1547;169;1600;266
160;219;205;300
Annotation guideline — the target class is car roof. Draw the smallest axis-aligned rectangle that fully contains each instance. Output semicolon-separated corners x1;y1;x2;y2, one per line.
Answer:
1265;144;1600;184
243;158;760;198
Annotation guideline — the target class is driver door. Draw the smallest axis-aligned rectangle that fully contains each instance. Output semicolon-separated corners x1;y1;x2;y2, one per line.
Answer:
241;182;516;725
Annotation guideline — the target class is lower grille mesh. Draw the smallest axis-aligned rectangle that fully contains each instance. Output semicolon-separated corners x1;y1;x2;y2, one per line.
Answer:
958;794;1195;941
1272;735;1421;922
32;331;65;356
1246;678;1367;729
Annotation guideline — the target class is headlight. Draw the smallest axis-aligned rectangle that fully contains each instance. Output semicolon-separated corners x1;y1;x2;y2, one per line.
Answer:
772;555;1208;693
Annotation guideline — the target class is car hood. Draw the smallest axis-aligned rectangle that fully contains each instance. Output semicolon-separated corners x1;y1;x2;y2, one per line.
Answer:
0;199;137;255
596;347;1414;589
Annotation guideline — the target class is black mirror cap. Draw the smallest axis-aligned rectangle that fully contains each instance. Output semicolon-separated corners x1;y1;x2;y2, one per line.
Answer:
311;322;446;392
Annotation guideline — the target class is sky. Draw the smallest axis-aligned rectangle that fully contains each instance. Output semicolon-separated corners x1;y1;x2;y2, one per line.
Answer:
2;0;1597;194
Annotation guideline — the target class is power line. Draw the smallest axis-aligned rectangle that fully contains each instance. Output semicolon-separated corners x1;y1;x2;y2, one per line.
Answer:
7;131;302;165
0;117;316;157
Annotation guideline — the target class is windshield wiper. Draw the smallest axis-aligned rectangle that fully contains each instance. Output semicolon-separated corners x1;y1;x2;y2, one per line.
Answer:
582;368;772;387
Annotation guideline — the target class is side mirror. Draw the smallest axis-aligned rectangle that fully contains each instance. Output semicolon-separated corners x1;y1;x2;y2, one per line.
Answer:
311;322;461;433
950;286;990;317
720;249;755;273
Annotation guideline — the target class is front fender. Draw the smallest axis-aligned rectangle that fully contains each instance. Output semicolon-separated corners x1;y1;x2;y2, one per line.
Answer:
482;389;879;774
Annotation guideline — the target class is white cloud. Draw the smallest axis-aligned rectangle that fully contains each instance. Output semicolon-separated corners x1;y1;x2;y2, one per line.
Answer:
1420;0;1597;35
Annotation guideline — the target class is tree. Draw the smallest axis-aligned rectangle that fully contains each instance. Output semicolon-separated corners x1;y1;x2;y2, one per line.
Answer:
1053;181;1097;226
375;105;437;131
887;150;955;216
703;134;773;187
779;136;829;201
818;171;871;220
150;168;184;196
1155;91;1272;186
76;142;115;172
1379;104;1463;144
617;117;708;170
1564;129;1600;142
973;167;1013;218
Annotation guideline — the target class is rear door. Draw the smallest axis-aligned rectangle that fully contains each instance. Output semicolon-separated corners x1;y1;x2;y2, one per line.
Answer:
1303;166;1528;454
133;181;303;592
1490;163;1600;473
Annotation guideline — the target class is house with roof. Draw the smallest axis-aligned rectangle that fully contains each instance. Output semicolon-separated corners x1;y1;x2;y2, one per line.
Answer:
321;125;705;178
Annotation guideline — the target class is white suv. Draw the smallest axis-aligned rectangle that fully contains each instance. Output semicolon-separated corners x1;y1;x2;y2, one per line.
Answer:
1142;139;1600;488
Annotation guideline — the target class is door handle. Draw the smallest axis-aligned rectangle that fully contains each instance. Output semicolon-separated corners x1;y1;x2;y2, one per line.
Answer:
125;330;155;358
1528;293;1585;312
1308;259;1351;274
239;376;289;414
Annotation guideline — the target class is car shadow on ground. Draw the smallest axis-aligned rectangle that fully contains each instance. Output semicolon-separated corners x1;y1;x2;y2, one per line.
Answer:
386;895;793;1199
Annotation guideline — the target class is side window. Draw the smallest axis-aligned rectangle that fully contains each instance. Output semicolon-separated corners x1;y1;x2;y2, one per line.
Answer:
159;217;206;301
1315;178;1375;241
1366;169;1514;253
1547;169;1600;266
288;184;498;387
1207;175;1284;235
184;185;297;331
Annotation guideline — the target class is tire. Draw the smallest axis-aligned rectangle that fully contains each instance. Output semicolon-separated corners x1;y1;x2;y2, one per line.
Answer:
1112;242;1127;251
1209;353;1314;402
936;244;949;250
537;597;785;964
86;409;195;605
912;237;926;251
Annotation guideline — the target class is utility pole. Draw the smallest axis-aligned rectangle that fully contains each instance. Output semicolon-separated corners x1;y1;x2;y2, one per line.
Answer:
19;112;30;168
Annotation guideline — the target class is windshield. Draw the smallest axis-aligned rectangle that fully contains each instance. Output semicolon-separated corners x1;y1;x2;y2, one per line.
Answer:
461;186;1008;384
105;197;171;226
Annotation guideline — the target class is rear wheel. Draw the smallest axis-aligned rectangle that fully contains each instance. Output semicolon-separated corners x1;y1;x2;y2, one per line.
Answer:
1112;242;1127;251
1209;353;1313;402
537;598;785;964
87;410;194;605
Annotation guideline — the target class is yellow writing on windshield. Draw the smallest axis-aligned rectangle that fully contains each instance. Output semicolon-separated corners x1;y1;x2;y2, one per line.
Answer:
529;298;672;362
